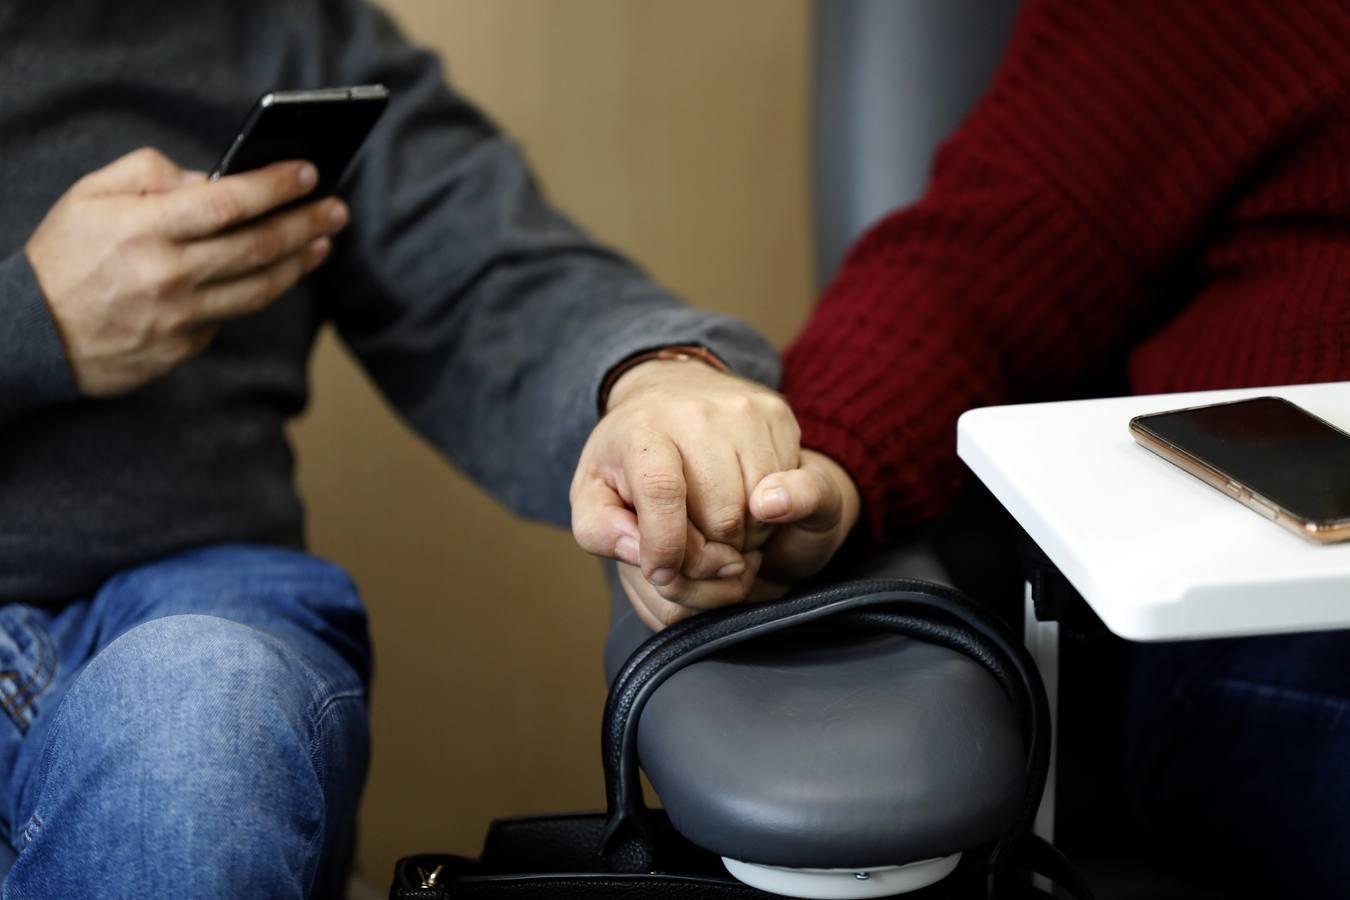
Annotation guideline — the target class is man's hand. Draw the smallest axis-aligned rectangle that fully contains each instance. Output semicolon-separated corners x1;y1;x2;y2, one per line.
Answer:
613;448;861;630
571;357;801;620
25;147;348;396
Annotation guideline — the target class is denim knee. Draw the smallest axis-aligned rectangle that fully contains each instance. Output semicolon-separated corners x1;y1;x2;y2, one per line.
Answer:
94;545;373;689
6;614;369;899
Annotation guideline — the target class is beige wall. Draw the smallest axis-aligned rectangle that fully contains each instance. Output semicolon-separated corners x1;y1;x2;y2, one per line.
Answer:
288;0;814;881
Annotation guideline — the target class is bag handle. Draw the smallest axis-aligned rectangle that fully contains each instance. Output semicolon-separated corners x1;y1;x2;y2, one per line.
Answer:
599;577;1091;899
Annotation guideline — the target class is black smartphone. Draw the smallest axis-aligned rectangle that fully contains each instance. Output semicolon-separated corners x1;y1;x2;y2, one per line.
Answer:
210;85;390;196
1130;396;1350;543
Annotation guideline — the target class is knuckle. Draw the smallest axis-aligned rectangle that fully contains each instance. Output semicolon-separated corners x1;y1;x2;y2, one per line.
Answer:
683;398;719;422
125;147;158;174
703;505;745;540
644;543;684;570
758;392;793;419
638;469;685;505
130;146;167;166
202;189;243;230
645;541;685;567
130;147;174;183
155;268;190;304
723;392;755;416
570;517;603;553
134;248;184;301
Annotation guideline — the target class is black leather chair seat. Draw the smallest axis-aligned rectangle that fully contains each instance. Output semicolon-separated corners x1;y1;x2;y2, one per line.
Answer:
605;608;1026;871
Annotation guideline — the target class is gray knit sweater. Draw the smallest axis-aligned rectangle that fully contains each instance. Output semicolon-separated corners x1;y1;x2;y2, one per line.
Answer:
0;0;780;600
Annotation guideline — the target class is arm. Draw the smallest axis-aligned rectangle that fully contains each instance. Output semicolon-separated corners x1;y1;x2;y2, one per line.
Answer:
0;251;76;426
781;0;1350;548
319;0;781;529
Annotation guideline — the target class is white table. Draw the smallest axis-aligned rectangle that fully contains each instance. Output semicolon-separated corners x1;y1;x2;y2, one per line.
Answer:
956;381;1350;840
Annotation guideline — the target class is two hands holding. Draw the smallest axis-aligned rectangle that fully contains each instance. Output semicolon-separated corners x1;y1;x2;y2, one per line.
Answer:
25;147;859;625
572;358;860;631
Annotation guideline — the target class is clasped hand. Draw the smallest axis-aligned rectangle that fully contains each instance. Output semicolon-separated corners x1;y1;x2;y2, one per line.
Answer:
571;359;859;631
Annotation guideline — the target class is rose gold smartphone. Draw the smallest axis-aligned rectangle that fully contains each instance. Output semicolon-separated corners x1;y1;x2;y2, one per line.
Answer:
1130;396;1350;544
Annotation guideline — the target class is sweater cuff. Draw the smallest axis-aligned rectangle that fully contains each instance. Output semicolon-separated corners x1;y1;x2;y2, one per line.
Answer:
0;251;78;424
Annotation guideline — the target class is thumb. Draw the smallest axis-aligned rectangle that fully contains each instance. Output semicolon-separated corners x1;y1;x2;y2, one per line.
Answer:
749;466;842;534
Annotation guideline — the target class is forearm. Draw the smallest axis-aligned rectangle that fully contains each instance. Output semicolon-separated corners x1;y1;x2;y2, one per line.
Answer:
0;250;76;426
324;0;779;525
351;247;779;527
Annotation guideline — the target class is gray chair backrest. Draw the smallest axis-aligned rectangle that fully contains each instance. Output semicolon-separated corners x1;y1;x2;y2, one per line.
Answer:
812;0;1020;287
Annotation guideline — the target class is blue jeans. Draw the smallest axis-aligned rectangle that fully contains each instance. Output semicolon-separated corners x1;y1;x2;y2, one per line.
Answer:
0;545;371;899
1128;631;1350;898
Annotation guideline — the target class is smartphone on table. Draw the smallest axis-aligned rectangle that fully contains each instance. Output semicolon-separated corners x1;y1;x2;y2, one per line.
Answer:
1130;396;1350;544
211;85;390;195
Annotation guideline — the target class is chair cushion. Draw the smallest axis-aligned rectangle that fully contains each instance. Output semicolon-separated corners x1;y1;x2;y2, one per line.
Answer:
605;608;1026;869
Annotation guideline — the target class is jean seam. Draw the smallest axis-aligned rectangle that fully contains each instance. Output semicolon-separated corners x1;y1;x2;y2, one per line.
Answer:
9;645;81;854
305;690;366;801
299;691;366;896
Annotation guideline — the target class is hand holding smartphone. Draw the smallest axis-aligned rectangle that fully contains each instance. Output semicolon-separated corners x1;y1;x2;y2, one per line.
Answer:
1130;396;1350;543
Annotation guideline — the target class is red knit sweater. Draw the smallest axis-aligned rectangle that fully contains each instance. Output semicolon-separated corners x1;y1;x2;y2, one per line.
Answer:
782;0;1350;548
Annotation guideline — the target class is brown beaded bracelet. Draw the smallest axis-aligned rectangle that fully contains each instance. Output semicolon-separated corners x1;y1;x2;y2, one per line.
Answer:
597;345;731;414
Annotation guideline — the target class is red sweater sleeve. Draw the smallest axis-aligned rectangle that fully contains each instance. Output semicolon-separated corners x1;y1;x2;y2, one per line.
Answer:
783;0;1350;546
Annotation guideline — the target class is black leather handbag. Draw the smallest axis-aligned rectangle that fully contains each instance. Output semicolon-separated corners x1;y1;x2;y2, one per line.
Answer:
389;579;1093;899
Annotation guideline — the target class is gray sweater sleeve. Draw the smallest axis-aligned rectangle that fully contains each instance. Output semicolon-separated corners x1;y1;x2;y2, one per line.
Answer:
318;2;781;527
0;251;77;426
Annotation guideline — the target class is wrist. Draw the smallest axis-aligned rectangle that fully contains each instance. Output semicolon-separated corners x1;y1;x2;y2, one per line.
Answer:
600;345;729;413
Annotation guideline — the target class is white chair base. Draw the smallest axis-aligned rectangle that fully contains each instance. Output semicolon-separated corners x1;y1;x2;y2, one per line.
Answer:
721;852;962;898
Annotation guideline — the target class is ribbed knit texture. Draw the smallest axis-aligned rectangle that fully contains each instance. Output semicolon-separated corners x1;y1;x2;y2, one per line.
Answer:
783;0;1350;546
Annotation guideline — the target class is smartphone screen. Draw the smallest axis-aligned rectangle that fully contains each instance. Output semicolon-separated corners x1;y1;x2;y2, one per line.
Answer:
1131;397;1350;529
211;86;389;197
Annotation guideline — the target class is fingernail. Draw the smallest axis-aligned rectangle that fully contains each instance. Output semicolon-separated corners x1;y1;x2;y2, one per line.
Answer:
649;568;676;587
759;487;789;519
329;201;348;228
716;562;745;578
616;536;639;566
298;163;318;189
